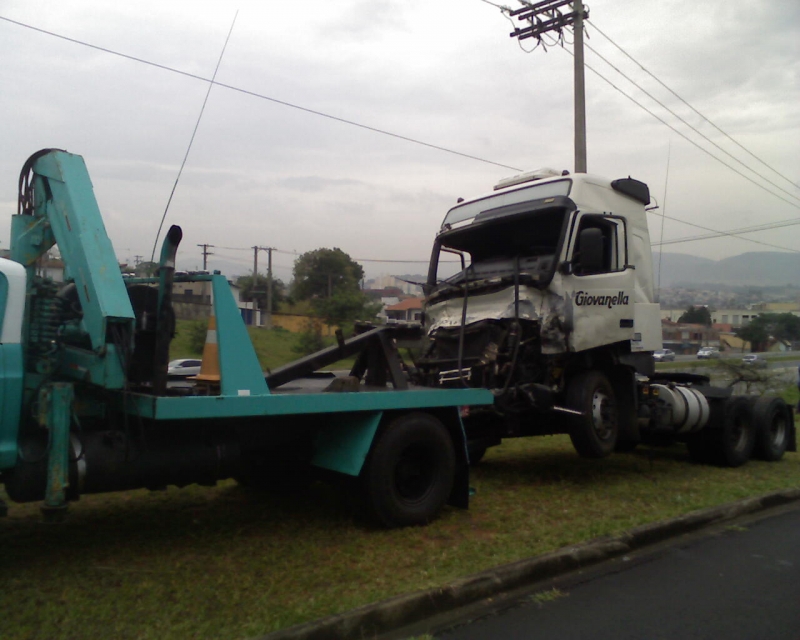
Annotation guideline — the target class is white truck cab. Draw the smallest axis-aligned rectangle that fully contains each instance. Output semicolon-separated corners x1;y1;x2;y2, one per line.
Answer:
424;169;662;359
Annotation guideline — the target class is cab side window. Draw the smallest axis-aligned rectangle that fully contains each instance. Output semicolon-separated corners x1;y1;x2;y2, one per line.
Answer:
572;215;625;276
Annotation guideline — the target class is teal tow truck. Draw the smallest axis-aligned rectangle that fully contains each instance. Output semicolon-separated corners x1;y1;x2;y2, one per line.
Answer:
0;149;493;527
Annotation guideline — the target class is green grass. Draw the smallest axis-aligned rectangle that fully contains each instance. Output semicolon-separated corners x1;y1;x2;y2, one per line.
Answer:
656;353;800;371
169;319;355;372
2;433;799;640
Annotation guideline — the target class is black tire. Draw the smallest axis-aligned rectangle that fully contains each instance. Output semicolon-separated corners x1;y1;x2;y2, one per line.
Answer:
751;396;790;462
566;371;619;458
362;412;456;527
708;396;756;467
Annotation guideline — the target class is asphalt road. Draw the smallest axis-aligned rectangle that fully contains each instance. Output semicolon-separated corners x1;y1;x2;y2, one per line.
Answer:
435;505;800;640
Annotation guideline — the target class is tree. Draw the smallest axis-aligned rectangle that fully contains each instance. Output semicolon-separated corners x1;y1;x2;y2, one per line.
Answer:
712;357;780;395
292;320;326;356
135;261;158;277
678;305;712;326
312;289;382;329
236;274;285;313
292;248;364;301
187;319;208;354
736;313;800;352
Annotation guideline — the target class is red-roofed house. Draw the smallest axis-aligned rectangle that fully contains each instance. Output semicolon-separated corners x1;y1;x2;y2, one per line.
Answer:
385;297;423;324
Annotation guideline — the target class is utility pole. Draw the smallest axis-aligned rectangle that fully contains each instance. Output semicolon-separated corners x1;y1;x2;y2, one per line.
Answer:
573;0;587;173
251;246;275;327
508;0;590;173
197;244;214;270
252;245;260;325
265;247;274;329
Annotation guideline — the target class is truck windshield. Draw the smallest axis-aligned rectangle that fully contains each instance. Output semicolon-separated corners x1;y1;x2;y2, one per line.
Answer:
432;203;570;290
443;179;571;228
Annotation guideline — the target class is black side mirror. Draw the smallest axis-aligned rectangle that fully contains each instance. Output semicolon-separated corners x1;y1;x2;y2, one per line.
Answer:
576;227;604;273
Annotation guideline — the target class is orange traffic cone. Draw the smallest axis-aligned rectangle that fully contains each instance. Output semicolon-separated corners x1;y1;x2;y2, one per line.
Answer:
191;316;221;383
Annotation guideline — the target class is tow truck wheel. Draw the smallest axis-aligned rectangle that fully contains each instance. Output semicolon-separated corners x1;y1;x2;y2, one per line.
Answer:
566;371;619;458
710;396;756;467
751;396;790;462
363;412;456;527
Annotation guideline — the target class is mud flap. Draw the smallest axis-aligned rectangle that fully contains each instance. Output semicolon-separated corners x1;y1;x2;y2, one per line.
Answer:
311;412;382;476
446;408;471;509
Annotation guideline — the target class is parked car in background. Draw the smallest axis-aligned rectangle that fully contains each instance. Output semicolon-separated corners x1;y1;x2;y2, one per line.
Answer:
167;358;202;377
742;354;768;369
654;349;676;362
697;347;720;359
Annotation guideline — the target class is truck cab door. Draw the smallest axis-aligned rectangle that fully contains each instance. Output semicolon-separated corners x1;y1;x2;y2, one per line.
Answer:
561;213;635;352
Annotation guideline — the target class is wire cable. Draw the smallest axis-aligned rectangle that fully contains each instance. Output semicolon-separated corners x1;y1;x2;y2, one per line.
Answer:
656;140;670;296
579;29;800;205
558;40;800;212
670;216;800;242
6;12;796;259
588;20;800;190
149;11;238;263
648;209;800;253
478;0;513;10
0;15;522;173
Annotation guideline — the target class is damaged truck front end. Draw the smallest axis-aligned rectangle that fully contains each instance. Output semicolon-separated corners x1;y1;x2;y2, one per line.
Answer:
416;179;577;419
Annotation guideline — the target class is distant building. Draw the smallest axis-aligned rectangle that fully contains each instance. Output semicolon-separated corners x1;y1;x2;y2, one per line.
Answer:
39;256;66;282
661;320;719;354
365;275;422;296
710;309;760;328
661;306;800;329
385;297;423;324
172;279;261;325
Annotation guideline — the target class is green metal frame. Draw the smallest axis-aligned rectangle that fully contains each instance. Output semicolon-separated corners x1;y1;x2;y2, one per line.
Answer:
12;152;136;350
312;412;382;476
40;382;74;520
0;344;24;470
211;275;269;397
125;387;492;420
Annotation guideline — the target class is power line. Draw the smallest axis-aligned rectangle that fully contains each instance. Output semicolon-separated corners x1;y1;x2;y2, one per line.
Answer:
579;30;800;205
485;5;800;214
558;38;800;212
648;210;800;253
0;15;522;173
588;21;800;190
6;12;797;258
478;0;512;10
149;12;238;262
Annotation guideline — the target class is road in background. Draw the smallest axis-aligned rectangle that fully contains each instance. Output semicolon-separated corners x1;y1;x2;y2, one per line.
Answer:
436;505;800;640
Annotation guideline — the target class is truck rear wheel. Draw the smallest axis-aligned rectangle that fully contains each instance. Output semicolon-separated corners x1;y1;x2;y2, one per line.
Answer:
362;412;456;527
709;396;755;467
566;371;618;459
751;396;790;462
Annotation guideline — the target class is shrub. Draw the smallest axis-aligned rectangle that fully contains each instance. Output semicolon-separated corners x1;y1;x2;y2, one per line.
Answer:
292;320;326;356
188;320;208;354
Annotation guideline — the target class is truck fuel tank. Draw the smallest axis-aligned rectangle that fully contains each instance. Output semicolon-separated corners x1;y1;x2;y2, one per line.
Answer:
650;384;710;434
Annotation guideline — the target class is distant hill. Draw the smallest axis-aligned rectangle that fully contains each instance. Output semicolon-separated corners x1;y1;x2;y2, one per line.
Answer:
652;252;800;287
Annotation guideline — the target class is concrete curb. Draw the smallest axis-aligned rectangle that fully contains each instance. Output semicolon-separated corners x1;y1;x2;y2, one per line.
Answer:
260;488;800;640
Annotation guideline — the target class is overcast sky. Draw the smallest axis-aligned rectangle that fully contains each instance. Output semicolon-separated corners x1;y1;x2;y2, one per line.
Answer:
1;0;798;284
